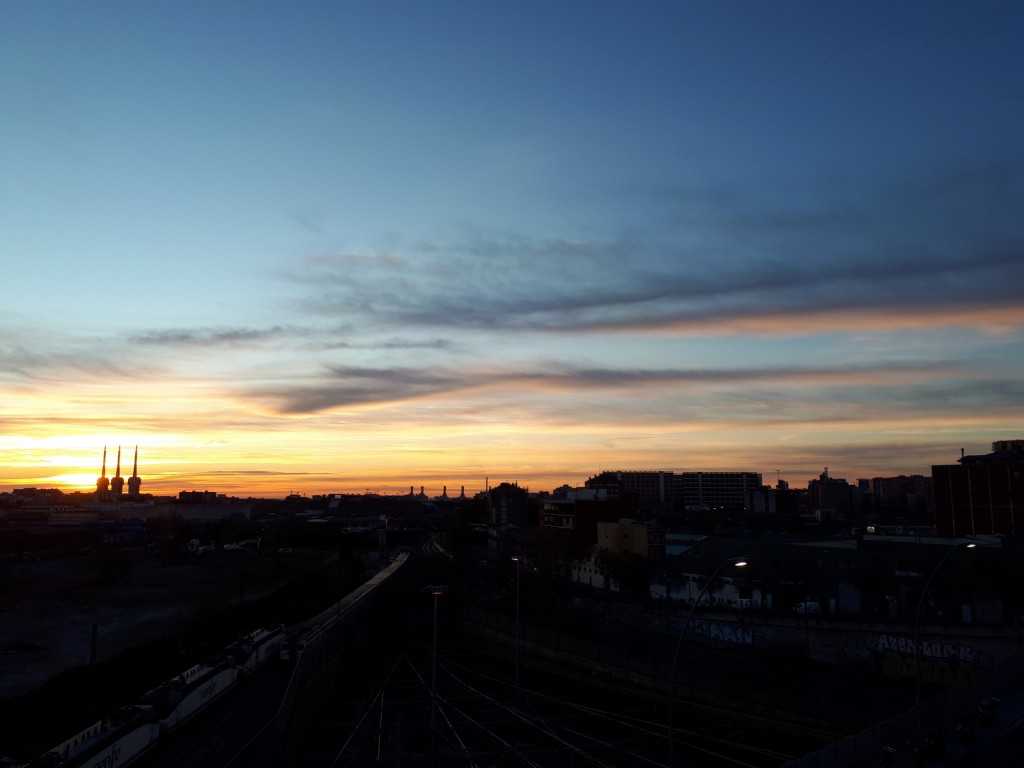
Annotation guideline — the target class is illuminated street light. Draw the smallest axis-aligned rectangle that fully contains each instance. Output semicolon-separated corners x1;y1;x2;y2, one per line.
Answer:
667;557;747;767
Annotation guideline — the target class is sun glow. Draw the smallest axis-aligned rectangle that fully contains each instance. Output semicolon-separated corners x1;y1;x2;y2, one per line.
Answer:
39;473;100;490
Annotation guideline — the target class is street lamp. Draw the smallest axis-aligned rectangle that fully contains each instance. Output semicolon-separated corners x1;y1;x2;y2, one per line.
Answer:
667;556;747;767
427;584;447;759
913;542;976;742
511;556;521;691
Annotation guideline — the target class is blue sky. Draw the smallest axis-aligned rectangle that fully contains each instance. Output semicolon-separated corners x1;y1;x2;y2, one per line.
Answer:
2;1;1022;496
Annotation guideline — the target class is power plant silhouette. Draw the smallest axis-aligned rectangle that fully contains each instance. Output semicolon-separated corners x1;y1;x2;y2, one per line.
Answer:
95;445;143;500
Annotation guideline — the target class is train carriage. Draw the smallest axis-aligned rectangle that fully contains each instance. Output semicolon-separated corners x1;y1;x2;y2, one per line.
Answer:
24;706;159;768
140;658;241;731
226;624;287;672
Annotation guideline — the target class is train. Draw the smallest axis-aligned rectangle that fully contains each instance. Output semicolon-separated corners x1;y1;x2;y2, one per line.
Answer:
19;549;411;768
22;624;287;768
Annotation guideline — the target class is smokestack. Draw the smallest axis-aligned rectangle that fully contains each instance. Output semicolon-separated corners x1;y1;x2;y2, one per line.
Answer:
111;446;125;498
127;445;142;497
95;447;110;498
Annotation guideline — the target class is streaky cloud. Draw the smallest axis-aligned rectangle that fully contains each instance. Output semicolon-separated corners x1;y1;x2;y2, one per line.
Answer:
254;359;963;415
0;344;160;382
292;164;1024;335
130;325;296;347
192;469;320;477
321;336;457;351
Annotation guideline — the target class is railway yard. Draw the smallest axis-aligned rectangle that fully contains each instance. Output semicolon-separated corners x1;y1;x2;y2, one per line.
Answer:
1;536;917;767
288;616;833;767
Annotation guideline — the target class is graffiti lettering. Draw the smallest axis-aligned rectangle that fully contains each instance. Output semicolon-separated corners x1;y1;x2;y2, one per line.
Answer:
870;633;985;664
688;620;753;646
880;652;975;685
841;642;873;663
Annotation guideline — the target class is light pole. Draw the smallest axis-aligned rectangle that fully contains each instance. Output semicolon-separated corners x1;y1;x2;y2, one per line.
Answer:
913;542;975;742
428;584;447;761
511;555;521;691
667;556;747;767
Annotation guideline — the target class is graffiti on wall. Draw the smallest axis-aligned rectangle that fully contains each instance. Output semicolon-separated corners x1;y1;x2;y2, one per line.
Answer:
688;619;754;646
880;653;977;685
870;633;994;681
841;641;874;664
869;634;989;664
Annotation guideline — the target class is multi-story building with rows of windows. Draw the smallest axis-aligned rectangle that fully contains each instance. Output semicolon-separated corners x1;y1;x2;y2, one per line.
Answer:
933;440;1024;537
584;470;676;510
678;471;763;515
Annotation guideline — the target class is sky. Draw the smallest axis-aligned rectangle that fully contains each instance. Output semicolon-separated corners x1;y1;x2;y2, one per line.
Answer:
2;1;1023;498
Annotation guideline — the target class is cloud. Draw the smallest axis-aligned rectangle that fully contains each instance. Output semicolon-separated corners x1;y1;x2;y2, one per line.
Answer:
128;324;457;353
291;164;1024;335
190;469;320;477
320;336;457;351
0;343;158;382
130;326;296;347
252;359;969;416
306;253;410;269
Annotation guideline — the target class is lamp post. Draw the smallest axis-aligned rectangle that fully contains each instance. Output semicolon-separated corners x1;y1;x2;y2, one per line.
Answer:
511;556;521;691
428;584;447;760
913;542;975;742
667;557;747;767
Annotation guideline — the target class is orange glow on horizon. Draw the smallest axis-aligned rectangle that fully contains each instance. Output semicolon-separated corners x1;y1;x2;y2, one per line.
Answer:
652;304;1024;337
39;473;101;490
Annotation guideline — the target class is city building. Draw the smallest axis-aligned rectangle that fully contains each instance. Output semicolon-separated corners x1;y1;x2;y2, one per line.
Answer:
584;470;675;509
868;474;932;517
933;441;1024;537
487;481;531;527
596;518;665;558
540;488;629;549
806;468;858;516
678;471;763;515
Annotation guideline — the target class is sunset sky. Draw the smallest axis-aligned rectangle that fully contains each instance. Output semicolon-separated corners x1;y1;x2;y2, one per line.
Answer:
2;2;1022;498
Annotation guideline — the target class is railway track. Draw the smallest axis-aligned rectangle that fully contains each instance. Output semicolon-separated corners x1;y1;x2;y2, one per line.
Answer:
289;623;828;767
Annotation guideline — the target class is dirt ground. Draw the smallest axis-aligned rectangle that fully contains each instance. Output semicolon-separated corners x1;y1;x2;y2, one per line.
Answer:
0;547;316;699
